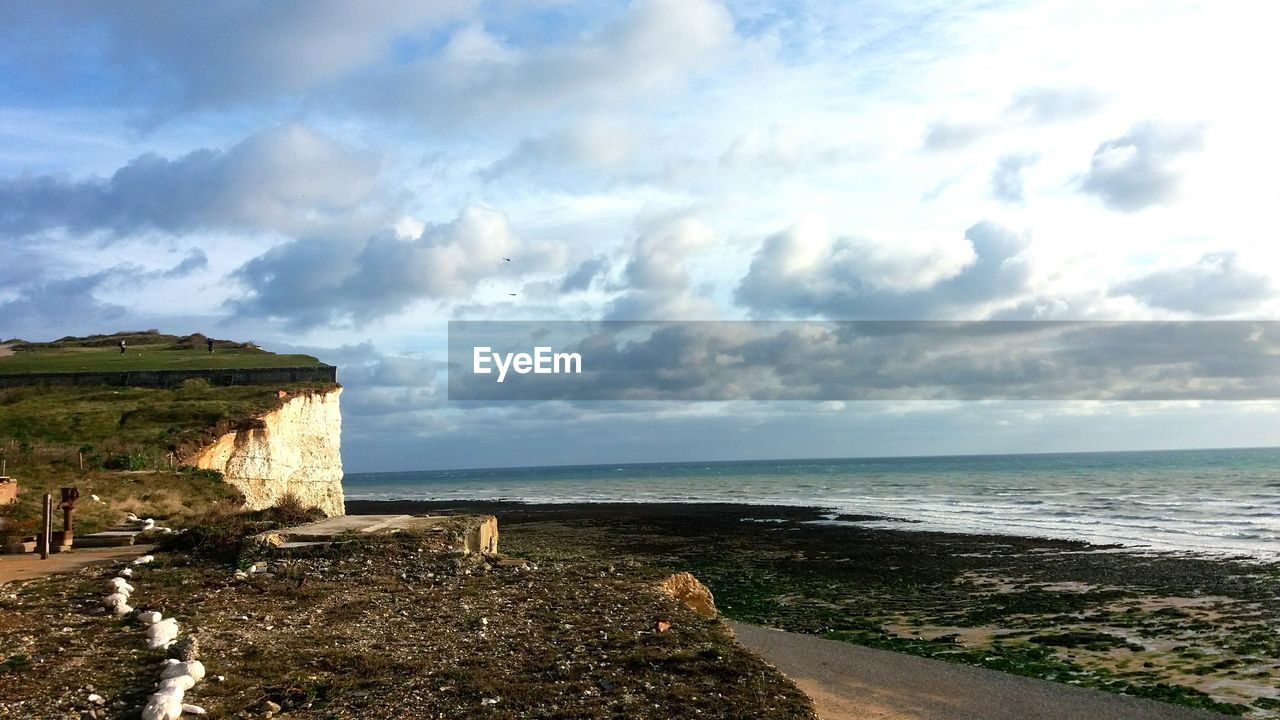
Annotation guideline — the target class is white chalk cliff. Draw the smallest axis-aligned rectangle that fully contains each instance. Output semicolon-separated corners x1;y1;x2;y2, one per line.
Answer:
193;388;345;517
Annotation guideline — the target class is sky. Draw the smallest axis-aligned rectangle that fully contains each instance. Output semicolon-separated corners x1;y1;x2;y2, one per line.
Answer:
2;0;1279;471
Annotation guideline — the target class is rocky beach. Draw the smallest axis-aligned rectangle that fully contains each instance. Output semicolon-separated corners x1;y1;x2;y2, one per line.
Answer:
349;500;1280;718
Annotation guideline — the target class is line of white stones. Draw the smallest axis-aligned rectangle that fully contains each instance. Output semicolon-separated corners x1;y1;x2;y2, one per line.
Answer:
100;552;208;720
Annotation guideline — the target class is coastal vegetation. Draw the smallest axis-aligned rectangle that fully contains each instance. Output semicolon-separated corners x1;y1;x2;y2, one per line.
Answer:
0;332;336;537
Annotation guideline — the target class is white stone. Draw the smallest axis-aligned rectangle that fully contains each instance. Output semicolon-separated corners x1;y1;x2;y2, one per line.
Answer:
158;674;195;691
137;610;163;625
160;660;205;683
141;687;184;720
105;577;134;593
146;618;179;649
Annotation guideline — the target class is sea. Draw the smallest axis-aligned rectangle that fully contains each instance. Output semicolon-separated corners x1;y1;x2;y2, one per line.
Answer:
344;447;1280;560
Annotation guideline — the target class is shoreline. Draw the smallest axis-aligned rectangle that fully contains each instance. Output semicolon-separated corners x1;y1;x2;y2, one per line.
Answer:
348;498;1280;718
346;497;1275;563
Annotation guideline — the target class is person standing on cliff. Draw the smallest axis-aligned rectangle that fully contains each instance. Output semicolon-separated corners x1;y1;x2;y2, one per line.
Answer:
119;339;126;355
207;338;214;354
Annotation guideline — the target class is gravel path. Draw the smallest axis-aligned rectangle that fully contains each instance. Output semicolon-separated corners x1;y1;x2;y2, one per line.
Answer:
727;621;1233;720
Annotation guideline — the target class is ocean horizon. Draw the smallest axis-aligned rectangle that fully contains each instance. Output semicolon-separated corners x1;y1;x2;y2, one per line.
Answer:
345;446;1280;560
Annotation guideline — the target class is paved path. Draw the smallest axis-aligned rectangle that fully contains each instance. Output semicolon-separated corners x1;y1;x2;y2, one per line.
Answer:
727;621;1231;720
0;545;153;586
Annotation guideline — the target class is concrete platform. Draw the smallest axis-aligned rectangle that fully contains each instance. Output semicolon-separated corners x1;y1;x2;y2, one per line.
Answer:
74;522;147;548
264;514;499;554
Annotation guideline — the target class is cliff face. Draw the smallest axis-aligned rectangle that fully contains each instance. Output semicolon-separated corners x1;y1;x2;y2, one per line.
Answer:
193;388;345;517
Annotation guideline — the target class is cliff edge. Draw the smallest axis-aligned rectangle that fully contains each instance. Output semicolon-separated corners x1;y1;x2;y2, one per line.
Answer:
192;387;345;517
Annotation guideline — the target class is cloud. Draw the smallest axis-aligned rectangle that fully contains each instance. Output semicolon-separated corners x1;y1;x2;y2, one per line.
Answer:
1005;87;1106;123
0;1;475;113
356;0;735;127
1112;252;1275;315
159;249;209;279
720;124;863;170
0;248;211;339
229;205;538;328
1080;122;1204;212
922;120;991;152
606;215;720;320
480;118;635;182
734;221;1032;319
0;125;380;238
560;256;610;293
0;270;127;337
990;153;1038;203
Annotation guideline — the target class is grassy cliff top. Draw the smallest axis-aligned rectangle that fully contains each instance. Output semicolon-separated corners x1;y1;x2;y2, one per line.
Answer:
0;330;324;374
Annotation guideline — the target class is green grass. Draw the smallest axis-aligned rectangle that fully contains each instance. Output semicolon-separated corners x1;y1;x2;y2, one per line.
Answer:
0;344;322;374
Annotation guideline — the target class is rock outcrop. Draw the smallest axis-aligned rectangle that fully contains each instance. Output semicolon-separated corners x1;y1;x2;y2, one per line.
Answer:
193;388;345;517
657;572;717;618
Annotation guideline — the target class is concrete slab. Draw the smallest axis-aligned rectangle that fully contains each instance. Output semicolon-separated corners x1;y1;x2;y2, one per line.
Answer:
269;513;499;554
281;514;414;539
75;525;145;548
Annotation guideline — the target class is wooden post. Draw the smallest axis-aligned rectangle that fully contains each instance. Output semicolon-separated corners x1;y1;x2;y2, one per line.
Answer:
41;493;52;560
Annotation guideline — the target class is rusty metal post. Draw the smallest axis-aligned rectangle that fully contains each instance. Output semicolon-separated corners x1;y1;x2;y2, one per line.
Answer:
55;487;79;551
40;493;52;560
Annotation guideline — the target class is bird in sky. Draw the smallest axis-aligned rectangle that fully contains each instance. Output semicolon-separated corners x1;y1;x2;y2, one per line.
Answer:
502;257;511;262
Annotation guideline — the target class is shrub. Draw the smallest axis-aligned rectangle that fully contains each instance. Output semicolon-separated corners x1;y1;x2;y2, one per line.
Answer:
178;377;211;395
104;451;150;470
158;494;324;563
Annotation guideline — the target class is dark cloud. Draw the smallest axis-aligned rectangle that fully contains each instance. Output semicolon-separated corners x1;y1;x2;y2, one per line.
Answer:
560;256;610;293
1113;252;1275;315
228;206;525;328
734;221;1032;319
160;249;208;278
0;270;127;337
990;153;1038;203
0;248;212;339
448;320;1280;402
1080;122;1204;212
0;125;379;238
1006;87;1106;123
